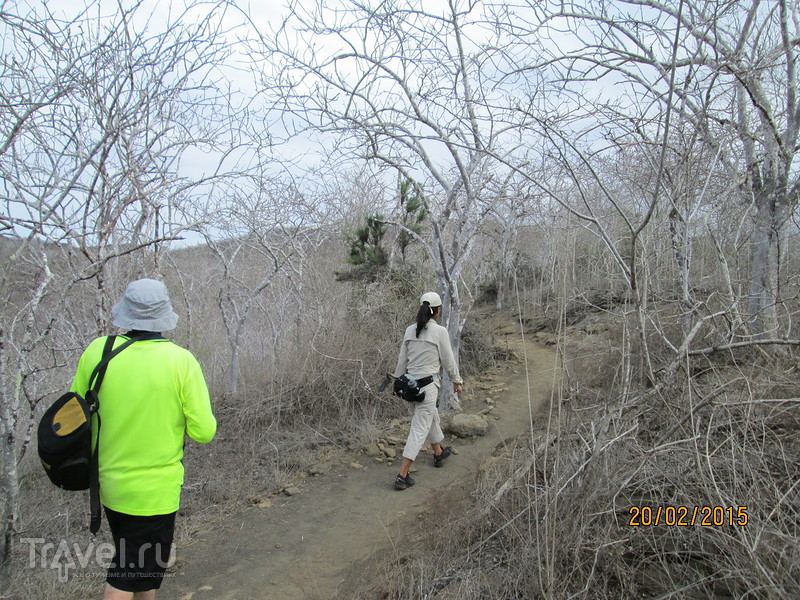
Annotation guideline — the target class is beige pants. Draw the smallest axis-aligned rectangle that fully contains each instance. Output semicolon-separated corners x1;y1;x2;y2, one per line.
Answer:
402;384;444;461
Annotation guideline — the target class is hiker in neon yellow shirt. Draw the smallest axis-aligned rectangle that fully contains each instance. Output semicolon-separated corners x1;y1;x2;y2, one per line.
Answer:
70;279;216;600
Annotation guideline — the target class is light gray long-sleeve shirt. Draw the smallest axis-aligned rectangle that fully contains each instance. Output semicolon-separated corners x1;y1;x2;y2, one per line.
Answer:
394;319;463;385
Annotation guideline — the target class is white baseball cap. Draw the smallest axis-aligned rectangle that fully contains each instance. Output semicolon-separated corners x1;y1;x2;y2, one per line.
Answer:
420;292;442;307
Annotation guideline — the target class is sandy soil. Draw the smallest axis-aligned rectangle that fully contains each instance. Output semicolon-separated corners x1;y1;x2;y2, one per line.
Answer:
162;319;558;600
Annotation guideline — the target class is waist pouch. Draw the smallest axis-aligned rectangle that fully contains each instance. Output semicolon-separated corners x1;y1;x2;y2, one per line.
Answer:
393;374;434;402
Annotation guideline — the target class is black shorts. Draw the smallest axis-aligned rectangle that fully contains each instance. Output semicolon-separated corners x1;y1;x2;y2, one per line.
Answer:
104;507;177;593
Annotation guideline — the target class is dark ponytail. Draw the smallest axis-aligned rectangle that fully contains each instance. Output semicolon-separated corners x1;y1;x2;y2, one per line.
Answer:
416;302;434;337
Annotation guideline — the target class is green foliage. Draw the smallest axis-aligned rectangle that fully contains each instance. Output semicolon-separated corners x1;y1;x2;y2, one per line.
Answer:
397;179;427;261
347;214;387;267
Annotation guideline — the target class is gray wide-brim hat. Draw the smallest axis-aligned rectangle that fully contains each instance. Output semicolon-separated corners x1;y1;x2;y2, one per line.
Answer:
111;279;179;332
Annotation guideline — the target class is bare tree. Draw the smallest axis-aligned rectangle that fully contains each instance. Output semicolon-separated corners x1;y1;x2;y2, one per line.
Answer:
193;177;308;394
527;0;800;339
246;0;531;405
486;177;532;310
0;0;237;575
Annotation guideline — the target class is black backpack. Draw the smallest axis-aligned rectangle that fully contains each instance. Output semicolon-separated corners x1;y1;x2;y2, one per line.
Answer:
37;335;136;532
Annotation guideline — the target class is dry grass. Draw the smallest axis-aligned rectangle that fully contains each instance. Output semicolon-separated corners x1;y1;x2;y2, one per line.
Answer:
6;232;797;600
350;302;800;600
4;279;504;599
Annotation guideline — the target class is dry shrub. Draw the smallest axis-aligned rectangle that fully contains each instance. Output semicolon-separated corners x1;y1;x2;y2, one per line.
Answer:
459;313;509;376
6;461;117;599
224;283;502;439
363;306;800;600
562;306;630;392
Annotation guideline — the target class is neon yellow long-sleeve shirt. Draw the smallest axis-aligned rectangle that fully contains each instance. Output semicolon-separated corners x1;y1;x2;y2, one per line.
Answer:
70;335;216;515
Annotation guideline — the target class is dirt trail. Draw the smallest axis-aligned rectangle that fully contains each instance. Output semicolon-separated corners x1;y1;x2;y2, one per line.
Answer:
163;318;558;600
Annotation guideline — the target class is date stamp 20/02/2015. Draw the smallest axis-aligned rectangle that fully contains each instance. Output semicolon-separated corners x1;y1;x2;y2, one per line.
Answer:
628;506;748;527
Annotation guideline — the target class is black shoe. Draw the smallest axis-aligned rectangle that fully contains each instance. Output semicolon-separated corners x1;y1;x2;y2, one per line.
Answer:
394;474;415;490
434;446;452;468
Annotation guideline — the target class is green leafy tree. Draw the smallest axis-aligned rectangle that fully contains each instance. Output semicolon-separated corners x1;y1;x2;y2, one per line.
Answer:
397;179;427;262
347;214;387;267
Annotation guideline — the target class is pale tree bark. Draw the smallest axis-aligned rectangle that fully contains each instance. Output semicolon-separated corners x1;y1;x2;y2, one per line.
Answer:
489;180;530;310
527;0;800;339
67;2;236;324
0;243;52;581
493;117;670;384
662;141;724;337
194;177;308;394
246;0;530;406
495;219;516;311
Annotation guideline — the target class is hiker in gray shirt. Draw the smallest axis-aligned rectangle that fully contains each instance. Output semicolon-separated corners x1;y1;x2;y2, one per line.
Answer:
393;292;463;490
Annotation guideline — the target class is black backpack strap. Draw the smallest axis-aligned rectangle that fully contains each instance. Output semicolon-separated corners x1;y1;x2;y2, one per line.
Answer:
89;412;102;534
88;335;138;397
88;334;136;535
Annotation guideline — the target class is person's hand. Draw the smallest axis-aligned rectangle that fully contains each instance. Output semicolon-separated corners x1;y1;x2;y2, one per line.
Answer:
454;382;463;394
